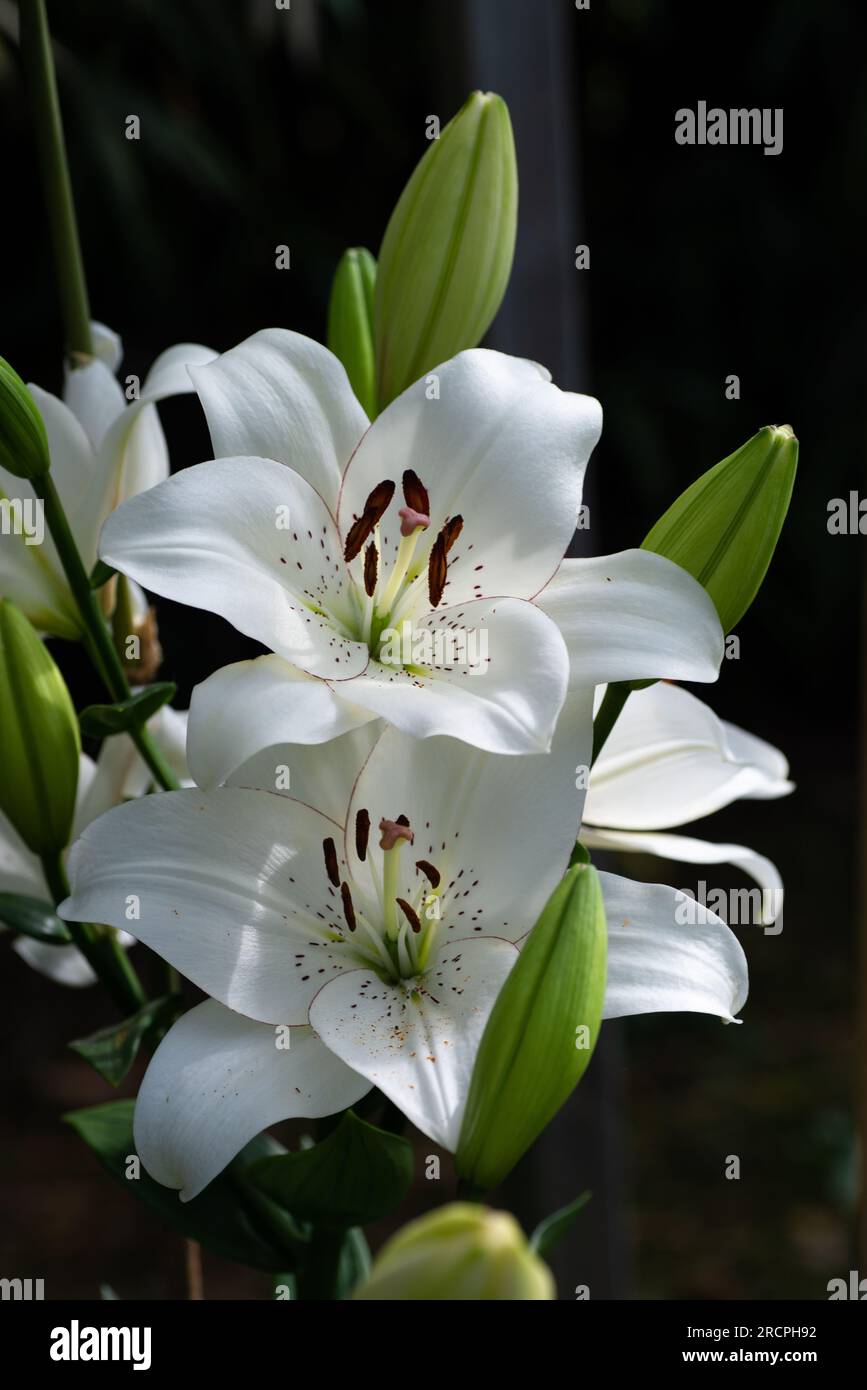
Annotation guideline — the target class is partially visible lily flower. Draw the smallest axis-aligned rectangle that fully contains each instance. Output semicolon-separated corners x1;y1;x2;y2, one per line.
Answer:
1;703;189;986
59;701;747;1200
96;330;724;772
0;322;215;638
582;681;793;923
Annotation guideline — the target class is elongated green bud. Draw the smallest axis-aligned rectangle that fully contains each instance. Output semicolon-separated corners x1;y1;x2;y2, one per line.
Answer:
456;863;607;1191
351;1203;555;1300
374;91;517;409
0;356;51;480
642;425;798;635
327;247;377;418
0;600;79;855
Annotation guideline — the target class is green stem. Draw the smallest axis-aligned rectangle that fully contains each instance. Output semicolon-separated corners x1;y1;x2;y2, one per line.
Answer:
294;1227;347;1302
19;0;92;360
40;851;146;1015
31;473;181;792
590;681;632;767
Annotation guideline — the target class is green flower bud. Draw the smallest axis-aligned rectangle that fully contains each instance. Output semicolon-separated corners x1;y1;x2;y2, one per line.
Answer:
327;247;377;418
351;1203;555;1301
457;863;607;1192
0;357;51;480
642;425;798;635
374;91;518;409
0;600;80;855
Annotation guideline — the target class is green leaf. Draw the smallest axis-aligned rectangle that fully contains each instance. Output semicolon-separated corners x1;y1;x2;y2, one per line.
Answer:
65;1101;306;1271
79;682;176;738
456;864;607;1191
529;1191;592;1259
248;1109;413;1229
641;425;798;635
0;892;72;943
69;995;182;1085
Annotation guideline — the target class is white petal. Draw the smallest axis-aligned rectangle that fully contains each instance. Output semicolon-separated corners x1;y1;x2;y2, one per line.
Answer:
60;788;358;1025
134;1000;370;1200
347;690;593;944
188;655;375;788
343;598;570;753
338;349;602;602
190;329;368;512
140;342;217;402
99;457;369;678
63;360;124;450
586;681;793;830
309;936;518;1149
0;810;44;897
228;721;381;825
536;550;724;687
90;321;123;372
600;871;748;1023
13;937;97;988
583;827;783;923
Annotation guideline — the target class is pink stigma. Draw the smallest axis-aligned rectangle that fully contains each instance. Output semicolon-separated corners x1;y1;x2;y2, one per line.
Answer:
379;817;415;850
398;506;430;537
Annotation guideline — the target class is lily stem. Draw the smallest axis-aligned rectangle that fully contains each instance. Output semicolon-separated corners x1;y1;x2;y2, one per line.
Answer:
19;0;92;360
40;851;146;1015
30;473;181;793
590;681;632;767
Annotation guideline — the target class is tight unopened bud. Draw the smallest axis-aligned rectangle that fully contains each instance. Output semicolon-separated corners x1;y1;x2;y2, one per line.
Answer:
351;1203;555;1300
0;600;80;855
642;425;798;635
327;247;377;418
374;91;518;409
0;357;51;480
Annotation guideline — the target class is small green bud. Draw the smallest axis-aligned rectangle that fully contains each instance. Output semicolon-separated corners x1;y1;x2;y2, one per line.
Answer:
0;357;51;480
0;600;80;855
374;91;518;409
642;425;798;635
327;248;377;418
457;863;607;1191
351;1203;555;1301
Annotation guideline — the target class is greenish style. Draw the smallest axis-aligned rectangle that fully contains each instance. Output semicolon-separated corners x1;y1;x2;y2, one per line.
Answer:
0;357;51;480
327;248;377;417
352;1203;555;1301
374;91;518;409
642;424;798;635
0;599;80;856
456;863;607;1191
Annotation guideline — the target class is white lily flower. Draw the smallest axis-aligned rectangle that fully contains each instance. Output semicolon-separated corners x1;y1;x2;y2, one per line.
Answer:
0;322;215;638
583;682;793;922
1;703;189;986
59;700;747;1201
95;330;724;770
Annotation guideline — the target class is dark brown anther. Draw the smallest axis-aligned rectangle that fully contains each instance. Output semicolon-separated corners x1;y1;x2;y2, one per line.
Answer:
428;532;448;607
415;859;441;889
322;837;340;888
396;814;411;828
402;469;430;516
364;478;397;523
343;479;397;562
396;898;422;933
340;881;357;931
364;541;378;596
355;808;371;861
442;514;463;553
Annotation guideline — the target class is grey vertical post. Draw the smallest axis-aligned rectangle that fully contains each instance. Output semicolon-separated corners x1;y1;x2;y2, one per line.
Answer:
425;0;628;1297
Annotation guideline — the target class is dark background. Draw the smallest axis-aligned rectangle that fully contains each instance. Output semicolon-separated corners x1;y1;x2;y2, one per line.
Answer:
1;0;864;1299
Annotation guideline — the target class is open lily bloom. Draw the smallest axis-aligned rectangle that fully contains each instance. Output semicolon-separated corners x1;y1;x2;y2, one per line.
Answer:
1;704;188;986
59;701;747;1201
97;330;724;767
583;682;794;923
0;321;215;638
